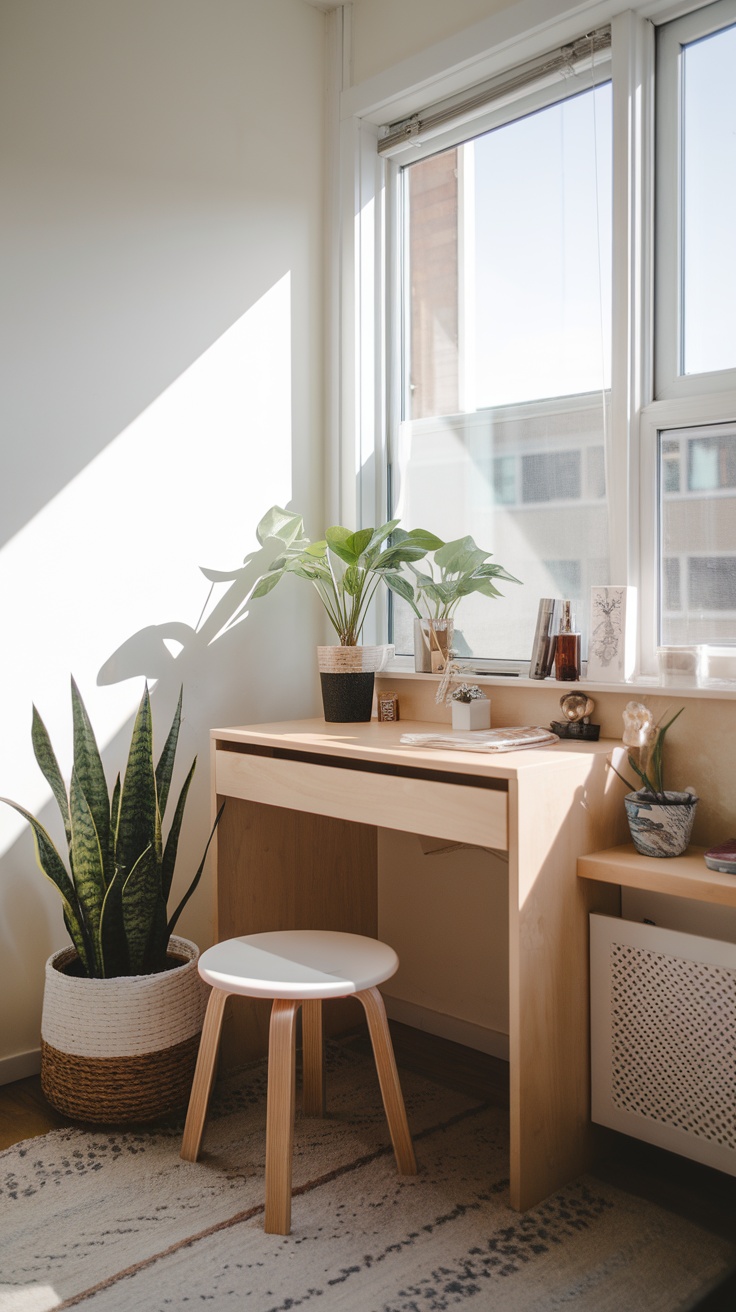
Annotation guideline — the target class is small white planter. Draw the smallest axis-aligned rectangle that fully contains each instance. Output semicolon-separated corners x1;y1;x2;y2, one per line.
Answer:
451;699;491;731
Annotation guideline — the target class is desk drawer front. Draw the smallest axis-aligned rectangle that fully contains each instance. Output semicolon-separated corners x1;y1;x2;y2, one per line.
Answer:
216;751;507;851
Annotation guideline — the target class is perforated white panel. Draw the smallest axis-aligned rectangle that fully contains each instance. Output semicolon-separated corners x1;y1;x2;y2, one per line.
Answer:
609;942;736;1151
590;914;736;1176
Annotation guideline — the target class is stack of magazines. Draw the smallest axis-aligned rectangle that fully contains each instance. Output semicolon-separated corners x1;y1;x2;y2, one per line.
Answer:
399;726;560;753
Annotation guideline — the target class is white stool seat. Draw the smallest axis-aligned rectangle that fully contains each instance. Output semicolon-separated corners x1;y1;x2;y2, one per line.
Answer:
181;927;416;1235
198;930;399;1000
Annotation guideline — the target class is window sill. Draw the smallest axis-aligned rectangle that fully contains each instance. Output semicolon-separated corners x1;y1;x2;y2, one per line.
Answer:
377;658;736;701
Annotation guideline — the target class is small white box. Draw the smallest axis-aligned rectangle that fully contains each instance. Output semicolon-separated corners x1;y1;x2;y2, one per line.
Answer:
451;699;491;731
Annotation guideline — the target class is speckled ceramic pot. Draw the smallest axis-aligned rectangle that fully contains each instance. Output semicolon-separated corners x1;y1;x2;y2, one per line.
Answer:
624;790;699;858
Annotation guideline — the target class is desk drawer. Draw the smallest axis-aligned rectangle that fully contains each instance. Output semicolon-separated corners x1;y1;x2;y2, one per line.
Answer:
215;750;507;851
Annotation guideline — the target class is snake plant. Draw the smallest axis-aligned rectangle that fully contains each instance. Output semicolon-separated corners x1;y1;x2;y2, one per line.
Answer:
1;680;222;978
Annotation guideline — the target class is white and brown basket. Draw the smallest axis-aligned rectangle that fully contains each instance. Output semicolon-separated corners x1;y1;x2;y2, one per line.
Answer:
40;936;207;1123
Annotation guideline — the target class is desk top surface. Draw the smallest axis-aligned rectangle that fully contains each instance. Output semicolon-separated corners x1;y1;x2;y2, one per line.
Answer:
212;717;617;781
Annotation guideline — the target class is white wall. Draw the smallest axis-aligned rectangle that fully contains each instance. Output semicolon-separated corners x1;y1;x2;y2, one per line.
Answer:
349;0;515;85
0;0;327;1078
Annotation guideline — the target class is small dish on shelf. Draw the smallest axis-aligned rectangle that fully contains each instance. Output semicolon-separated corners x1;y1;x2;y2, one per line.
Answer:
704;840;736;875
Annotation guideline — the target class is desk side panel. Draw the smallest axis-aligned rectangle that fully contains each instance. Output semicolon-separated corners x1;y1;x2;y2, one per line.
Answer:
215;795;377;1067
508;753;626;1210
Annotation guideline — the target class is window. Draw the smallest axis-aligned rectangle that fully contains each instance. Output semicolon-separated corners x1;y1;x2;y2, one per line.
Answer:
390;72;612;662
343;0;736;671
658;423;736;643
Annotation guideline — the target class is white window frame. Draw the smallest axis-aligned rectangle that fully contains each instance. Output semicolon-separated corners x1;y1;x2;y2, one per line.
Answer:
331;0;734;668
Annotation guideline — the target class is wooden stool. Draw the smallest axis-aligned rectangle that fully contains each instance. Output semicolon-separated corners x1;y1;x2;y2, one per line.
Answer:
180;929;417;1234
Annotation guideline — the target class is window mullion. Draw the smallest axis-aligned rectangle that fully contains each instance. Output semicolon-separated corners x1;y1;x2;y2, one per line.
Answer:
610;10;655;671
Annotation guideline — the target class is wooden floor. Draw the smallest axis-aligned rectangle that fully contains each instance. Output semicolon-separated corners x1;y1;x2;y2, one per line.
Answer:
2;1023;735;1309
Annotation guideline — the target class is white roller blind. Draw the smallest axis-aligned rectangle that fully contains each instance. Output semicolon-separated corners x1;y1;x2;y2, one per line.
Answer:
378;27;611;158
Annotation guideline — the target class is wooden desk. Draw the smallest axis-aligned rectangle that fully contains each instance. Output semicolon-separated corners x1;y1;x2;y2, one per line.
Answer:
211;717;628;1210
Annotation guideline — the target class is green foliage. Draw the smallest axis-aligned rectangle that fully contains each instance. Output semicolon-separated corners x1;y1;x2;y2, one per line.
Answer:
408;535;522;620
245;506;443;646
1;681;222;978
609;707;685;800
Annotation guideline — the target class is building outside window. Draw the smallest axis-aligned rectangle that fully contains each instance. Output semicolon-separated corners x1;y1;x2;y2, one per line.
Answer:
367;0;736;671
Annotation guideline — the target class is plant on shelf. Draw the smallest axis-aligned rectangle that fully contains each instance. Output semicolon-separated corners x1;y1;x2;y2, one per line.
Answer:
411;535;522;621
449;683;486;704
1;679;222;979
609;702;698;859
610;704;687;802
408;534;522;672
245;505;442;646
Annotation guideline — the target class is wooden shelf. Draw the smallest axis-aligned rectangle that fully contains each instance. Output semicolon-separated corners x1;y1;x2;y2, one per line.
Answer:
578;843;736;907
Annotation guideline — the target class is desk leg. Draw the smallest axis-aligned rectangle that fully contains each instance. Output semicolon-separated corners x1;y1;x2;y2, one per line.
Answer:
508;761;624;1210
215;797;377;1067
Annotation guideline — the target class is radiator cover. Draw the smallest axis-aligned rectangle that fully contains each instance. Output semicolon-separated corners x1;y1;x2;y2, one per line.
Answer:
590;913;736;1175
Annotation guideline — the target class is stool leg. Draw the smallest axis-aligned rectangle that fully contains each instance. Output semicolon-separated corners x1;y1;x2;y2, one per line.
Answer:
181;986;229;1162
265;998;299;1235
301;999;325;1117
356;987;417;1176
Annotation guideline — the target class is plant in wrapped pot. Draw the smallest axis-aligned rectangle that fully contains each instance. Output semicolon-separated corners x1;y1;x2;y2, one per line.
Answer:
247;507;441;721
1;680;222;1122
409;536;522;673
610;704;698;858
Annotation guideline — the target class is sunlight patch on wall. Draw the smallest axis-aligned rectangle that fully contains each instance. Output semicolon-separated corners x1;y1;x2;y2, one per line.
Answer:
0;274;292;856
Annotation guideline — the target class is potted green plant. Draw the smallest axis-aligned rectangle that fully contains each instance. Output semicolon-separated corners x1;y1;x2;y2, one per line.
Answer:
610;703;698;858
1;679;222;1122
245;506;441;721
408;535;522;672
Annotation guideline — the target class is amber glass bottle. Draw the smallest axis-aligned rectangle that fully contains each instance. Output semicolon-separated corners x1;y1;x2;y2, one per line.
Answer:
555;601;581;681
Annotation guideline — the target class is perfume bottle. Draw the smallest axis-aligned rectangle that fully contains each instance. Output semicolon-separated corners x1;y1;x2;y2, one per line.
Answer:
555;601;581;682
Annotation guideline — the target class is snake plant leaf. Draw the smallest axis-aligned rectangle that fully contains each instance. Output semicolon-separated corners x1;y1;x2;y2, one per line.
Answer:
109;773;121;874
116;685;159;880
69;767;106;976
154;686;182;822
0;797;90;972
98;867;129;978
143;895;169;974
31;706;71;850
71;678;110;885
121;845;160;975
167;801;225;939
160;756;196;904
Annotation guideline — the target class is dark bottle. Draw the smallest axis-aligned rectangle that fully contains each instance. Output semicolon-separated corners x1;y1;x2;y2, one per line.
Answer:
555;600;581;682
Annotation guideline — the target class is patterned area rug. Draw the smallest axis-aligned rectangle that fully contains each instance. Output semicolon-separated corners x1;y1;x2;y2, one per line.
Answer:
1;1045;734;1312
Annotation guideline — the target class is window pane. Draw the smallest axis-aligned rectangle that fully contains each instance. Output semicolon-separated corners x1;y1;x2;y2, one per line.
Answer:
659;423;736;643
396;84;612;661
682;21;736;375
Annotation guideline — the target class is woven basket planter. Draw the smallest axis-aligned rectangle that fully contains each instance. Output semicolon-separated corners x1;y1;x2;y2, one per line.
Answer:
40;935;208;1124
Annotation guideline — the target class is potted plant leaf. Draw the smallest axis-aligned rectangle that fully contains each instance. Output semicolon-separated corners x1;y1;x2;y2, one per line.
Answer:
408;534;522;672
610;702;698;858
244;506;442;721
1;679;223;1122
